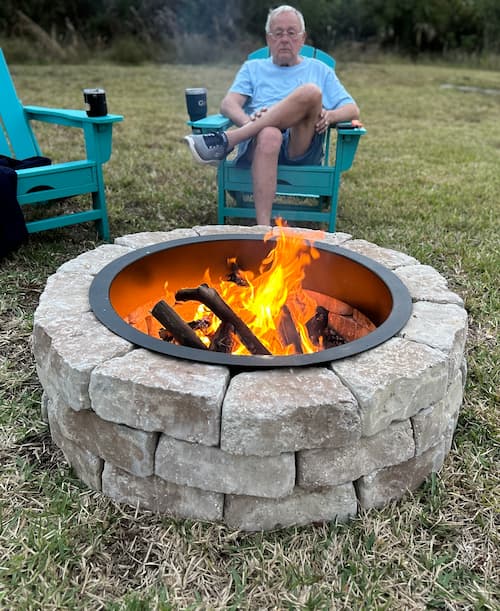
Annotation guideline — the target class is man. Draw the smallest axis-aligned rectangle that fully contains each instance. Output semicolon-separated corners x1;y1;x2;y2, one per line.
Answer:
184;5;360;225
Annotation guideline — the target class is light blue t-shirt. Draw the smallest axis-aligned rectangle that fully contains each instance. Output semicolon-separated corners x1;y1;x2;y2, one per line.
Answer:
229;56;355;115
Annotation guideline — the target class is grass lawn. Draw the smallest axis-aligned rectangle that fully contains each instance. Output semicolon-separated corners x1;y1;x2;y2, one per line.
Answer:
0;59;499;609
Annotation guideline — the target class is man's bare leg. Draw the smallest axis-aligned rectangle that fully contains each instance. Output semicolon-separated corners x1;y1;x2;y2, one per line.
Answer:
225;83;322;156
250;127;282;225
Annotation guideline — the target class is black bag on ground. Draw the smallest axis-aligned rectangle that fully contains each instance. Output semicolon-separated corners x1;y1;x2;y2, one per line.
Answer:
0;155;51;259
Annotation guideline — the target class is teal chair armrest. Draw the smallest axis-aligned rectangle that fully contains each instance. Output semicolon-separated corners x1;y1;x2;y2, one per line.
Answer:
335;121;367;136
187;113;231;133
24;105;123;164
335;124;367;173
24;105;123;128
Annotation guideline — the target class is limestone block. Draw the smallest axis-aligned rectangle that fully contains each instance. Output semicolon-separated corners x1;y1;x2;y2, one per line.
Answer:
443;408;461;455
114;228;198;249
34;271;92;320
298;420;415;488
269;225;352;247
316;231;353;246
411;402;446;457
155;435;295;498
49;413;103;490
332;337;449;436
342;239;419;269
224;482;357;531
102;463;223;521
33;311;132;411
47;395;157;477
356;440;447;509
89;349;229;446
221;368;361;456
193;224;271;236
394;265;464;306
56;244;132;275
399;301;468;379
412;371;463;455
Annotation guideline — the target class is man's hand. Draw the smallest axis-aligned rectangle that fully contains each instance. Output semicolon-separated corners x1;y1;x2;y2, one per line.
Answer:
246;107;268;123
315;109;330;134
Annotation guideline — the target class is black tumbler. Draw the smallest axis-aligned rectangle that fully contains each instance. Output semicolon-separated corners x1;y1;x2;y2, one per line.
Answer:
185;87;207;122
83;88;108;117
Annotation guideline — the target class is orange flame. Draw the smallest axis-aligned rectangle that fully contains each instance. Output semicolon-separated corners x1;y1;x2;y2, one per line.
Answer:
127;221;326;355
215;223;322;354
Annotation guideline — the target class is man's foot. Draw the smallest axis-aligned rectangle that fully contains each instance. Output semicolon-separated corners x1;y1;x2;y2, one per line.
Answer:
184;132;231;166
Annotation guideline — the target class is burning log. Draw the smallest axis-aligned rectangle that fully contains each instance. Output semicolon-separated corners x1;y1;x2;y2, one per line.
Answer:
226;258;248;286
210;321;235;353
175;284;271;356
151;300;208;350
323;327;346;348
278;305;303;354
306;306;329;347
158;327;173;342
304;290;353;316
328;311;375;342
189;318;211;332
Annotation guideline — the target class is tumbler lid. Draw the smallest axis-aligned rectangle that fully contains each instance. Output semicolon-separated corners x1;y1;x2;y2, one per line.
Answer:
83;88;106;95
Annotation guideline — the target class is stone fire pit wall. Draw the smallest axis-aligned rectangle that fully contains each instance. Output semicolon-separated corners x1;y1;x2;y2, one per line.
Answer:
33;226;468;532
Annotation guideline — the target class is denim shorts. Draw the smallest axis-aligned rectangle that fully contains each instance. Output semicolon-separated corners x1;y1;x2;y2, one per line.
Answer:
234;130;325;167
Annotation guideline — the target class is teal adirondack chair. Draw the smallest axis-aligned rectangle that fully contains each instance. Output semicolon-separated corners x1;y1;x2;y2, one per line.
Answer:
187;45;366;231
0;49;123;241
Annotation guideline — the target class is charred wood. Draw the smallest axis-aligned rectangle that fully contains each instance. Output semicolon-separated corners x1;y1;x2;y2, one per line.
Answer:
175;284;271;356
226;258;248;286
328;311;374;342
278;305;303;354
158;328;174;342
210;321;235;353
151;300;208;350
306;306;329;346
323;327;346;349
188;318;211;332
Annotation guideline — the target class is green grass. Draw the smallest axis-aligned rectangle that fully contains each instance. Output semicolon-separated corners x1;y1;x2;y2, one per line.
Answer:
1;60;499;609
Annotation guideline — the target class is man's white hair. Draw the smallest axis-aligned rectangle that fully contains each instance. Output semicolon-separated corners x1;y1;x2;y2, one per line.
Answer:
265;5;306;34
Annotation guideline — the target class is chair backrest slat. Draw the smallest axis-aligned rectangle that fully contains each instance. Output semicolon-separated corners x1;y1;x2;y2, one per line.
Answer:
313;48;335;68
0;49;41;158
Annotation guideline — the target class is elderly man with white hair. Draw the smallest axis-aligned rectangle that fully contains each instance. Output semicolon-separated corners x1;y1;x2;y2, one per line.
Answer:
184;4;361;225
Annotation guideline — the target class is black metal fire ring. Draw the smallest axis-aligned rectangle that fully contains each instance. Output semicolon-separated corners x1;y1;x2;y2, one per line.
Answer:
89;234;413;369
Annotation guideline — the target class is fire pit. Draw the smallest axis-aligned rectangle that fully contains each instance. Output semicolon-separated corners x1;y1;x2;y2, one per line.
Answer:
88;229;412;367
33;226;468;531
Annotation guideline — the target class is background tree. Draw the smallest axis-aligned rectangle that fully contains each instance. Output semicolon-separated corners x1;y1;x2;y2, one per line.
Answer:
1;0;499;62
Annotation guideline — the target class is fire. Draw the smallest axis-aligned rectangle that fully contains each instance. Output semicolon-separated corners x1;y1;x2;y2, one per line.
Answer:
126;222;327;356
212;224;322;354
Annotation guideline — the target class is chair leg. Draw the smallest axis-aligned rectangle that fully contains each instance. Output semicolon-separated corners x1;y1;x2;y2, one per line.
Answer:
92;186;110;242
328;198;337;232
217;168;226;224
328;175;342;232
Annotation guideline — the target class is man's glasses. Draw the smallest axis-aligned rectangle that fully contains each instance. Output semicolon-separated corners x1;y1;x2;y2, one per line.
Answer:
268;29;304;40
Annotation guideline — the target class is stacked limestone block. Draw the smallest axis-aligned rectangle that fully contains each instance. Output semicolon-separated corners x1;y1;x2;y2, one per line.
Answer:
33;227;468;531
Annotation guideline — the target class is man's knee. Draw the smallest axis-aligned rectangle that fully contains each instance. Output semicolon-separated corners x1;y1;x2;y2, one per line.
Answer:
294;83;322;105
254;127;283;156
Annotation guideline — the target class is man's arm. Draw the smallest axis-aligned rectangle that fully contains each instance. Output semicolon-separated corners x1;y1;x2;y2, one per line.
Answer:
316;102;360;134
220;92;252;127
